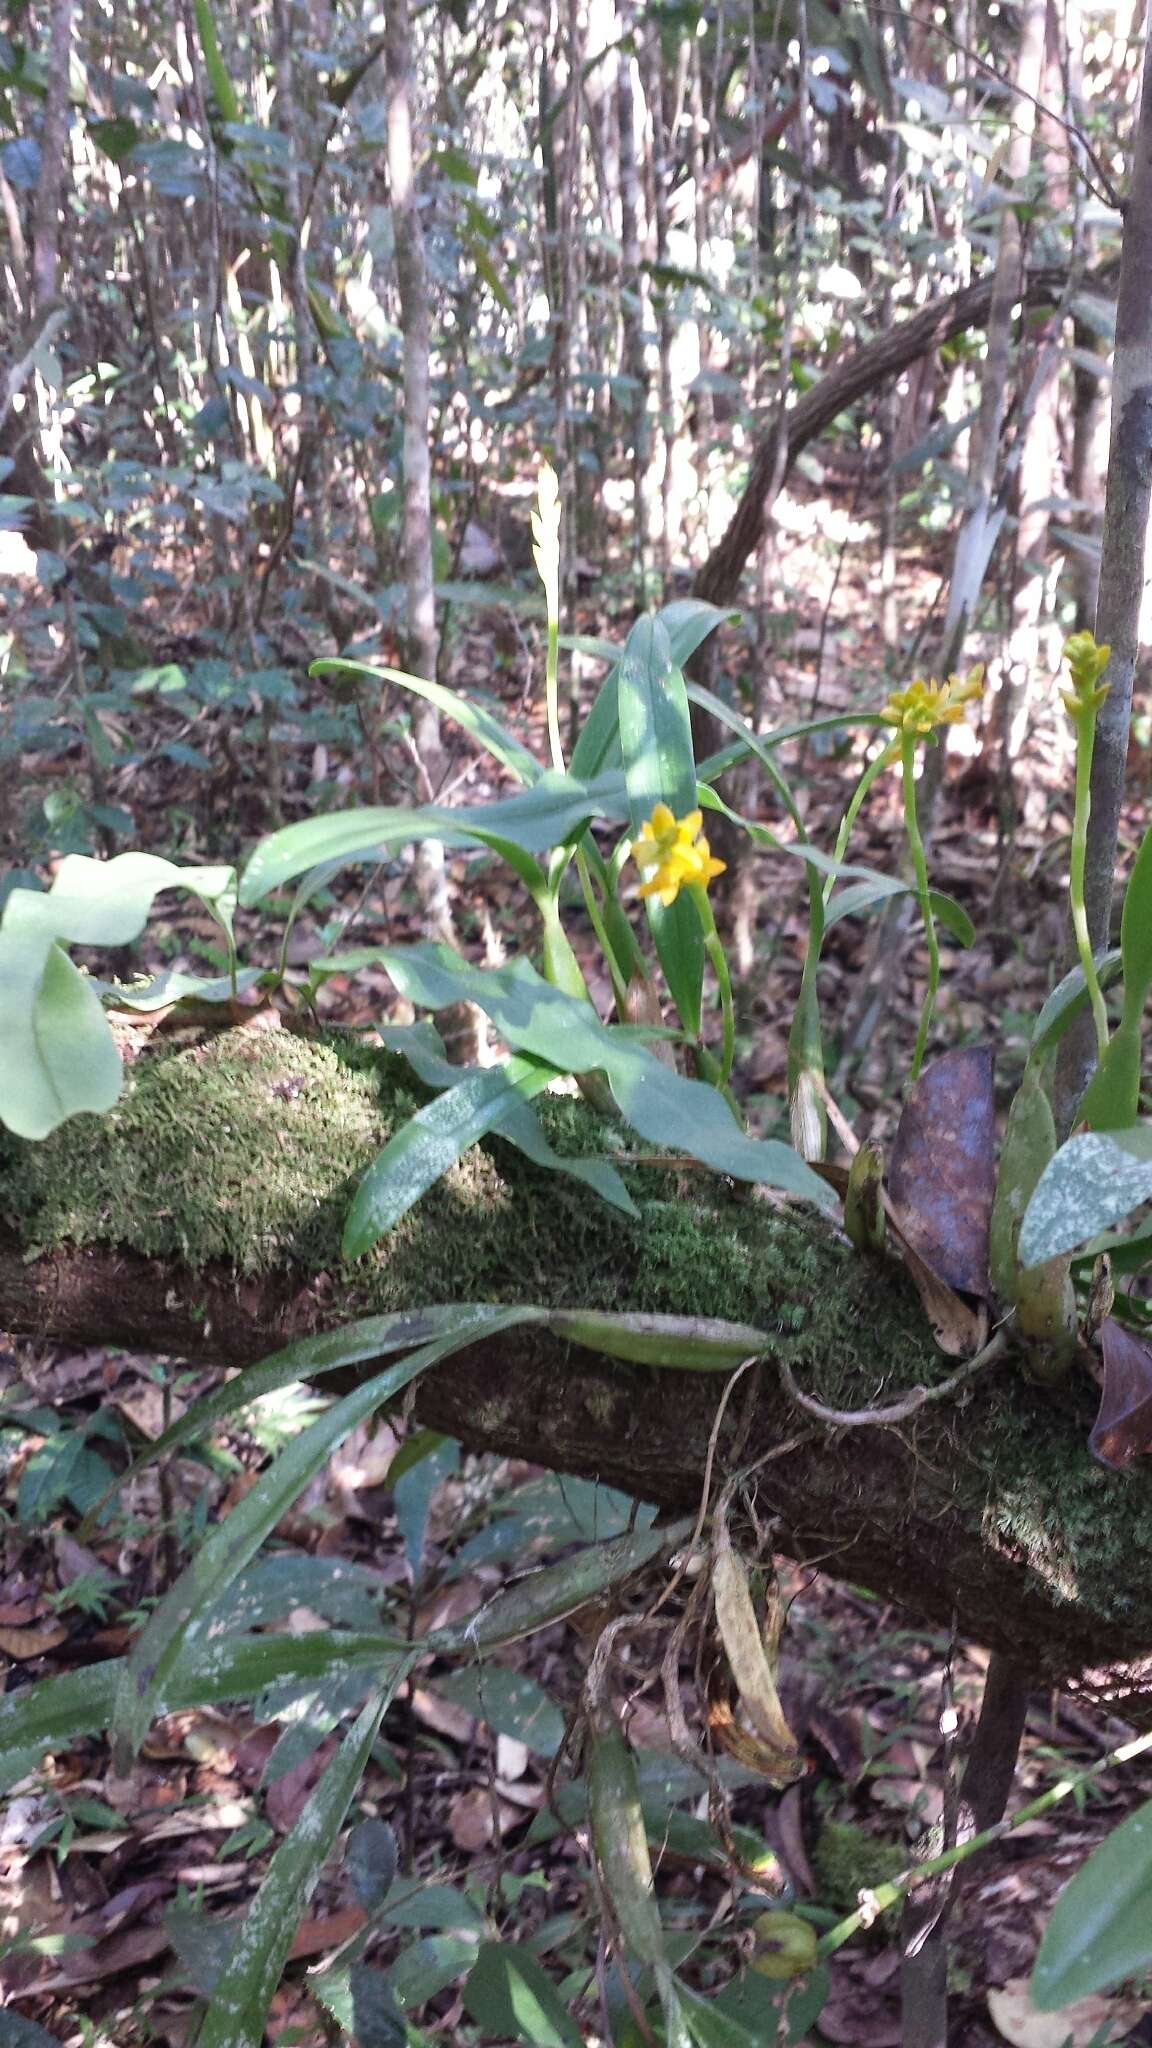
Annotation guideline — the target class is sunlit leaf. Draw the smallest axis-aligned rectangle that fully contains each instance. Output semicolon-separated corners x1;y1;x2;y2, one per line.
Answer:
239;771;628;905
0;853;236;1138
547;1308;769;1368
343;1056;560;1257
571;599;737;781
326;941;835;1212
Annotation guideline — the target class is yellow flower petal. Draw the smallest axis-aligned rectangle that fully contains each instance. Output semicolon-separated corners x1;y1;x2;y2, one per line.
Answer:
629;804;727;907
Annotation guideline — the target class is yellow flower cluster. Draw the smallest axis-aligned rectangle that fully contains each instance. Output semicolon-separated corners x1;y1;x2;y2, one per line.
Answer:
632;803;726;907
1060;630;1111;718
880;665;984;737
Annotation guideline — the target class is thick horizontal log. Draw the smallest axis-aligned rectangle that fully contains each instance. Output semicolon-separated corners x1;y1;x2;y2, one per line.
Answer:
2;1019;1151;1695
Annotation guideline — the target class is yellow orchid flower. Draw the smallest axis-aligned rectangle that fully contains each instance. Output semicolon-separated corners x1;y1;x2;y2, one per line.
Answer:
631;802;726;908
880;664;985;737
1060;630;1111;719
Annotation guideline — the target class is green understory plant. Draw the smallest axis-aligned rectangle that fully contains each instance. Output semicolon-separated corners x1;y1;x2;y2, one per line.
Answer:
0;467;980;1254
8;485;1152;2040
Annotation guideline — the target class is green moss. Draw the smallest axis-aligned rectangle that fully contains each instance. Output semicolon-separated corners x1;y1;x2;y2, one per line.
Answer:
0;1027;941;1400
967;1389;1152;1629
811;1821;906;1915
0;1028;390;1275
7;1026;1152;1641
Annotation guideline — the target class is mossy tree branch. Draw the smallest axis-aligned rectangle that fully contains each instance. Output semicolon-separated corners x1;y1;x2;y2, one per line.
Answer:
2;1024;1152;1695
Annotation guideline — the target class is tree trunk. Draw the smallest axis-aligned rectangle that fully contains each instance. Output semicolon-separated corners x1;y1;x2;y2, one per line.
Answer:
383;0;454;952
941;0;1046;656
1056;30;1152;1125
30;0;75;314
616;0;650;597
693;264;1072;609
3;1026;1152;1699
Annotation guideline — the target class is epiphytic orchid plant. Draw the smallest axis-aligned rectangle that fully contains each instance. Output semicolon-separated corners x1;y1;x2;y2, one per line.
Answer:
0;466;984;1260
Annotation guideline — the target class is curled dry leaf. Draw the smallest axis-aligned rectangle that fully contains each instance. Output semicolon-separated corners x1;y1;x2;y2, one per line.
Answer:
889;1046;996;1300
0;1620;69;1660
709;1523;802;1782
883;1226;988;1358
1089;1317;1152;1469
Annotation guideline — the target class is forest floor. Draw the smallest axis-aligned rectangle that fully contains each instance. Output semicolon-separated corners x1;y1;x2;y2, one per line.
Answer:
3;480;1151;2047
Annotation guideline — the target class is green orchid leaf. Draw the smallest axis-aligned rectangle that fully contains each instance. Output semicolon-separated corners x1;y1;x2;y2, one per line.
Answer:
375;1026;636;1222
195;1679;409;2048
97;967;264;1010
1077;827;1152;1130
0;1632;413;1782
430;1518;692;1655
95;1304;537;1512
1120;820;1152;999
1028;950;1123;1064
1031;1797;1152;2009
617;613;704;1034
111;1311;538;1763
1019;1125;1152;1267
316;942;835;1213
571;599;737;782
343;1055;560;1258
311;657;542;784
547;1309;769;1368
825;880;975;946
490;1094;639;1216
687;680;806;828
239;772;627;906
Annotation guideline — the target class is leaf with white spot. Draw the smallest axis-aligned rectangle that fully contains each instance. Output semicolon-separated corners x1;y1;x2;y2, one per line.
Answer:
1019;1127;1152;1268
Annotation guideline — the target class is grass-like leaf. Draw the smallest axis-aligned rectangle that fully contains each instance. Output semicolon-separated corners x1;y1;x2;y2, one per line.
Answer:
111;1310;539;1765
196;1676;410;2047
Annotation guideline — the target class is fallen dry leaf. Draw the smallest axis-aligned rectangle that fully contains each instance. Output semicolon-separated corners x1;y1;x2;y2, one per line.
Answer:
0;1620;69;1659
987;1977;1148;2048
889;1044;996;1299
1090;1317;1152;1468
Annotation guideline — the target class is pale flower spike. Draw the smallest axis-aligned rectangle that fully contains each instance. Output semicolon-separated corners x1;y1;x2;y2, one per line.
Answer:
1060;630;1111;719
531;461;561;603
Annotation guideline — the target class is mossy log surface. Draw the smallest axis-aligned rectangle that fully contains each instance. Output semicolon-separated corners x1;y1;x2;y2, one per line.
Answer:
3;1020;1152;1693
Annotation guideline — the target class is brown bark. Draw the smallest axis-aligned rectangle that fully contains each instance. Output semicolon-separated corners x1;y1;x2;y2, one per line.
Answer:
1056;35;1152;1127
693;264;1072;608
3;1217;1152;1696
383;0;455;954
1082;35;1152;949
